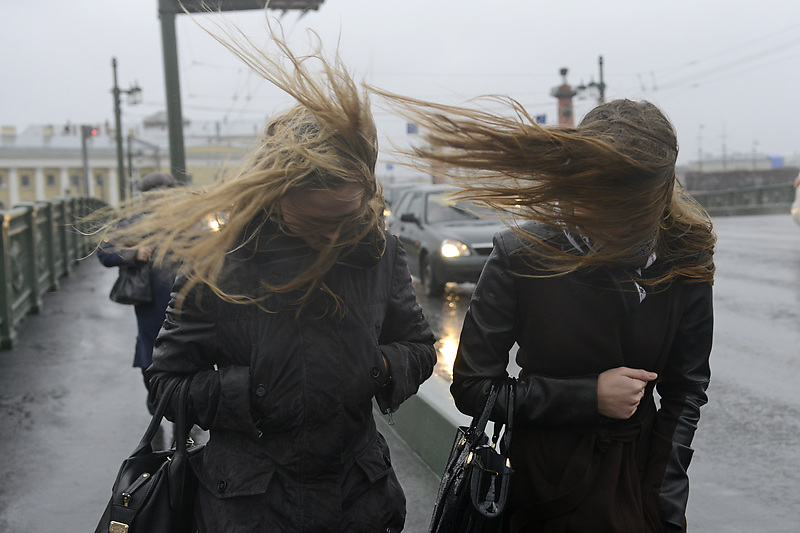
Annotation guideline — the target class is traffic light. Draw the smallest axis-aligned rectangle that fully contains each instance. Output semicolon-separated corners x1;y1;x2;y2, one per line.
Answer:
81;125;98;139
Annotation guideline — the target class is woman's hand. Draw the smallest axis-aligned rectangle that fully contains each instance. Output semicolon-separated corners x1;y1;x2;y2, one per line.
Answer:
598;367;657;419
136;246;153;262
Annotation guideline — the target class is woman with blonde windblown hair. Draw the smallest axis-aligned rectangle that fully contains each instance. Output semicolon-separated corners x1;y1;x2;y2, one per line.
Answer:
378;94;714;532
104;25;436;532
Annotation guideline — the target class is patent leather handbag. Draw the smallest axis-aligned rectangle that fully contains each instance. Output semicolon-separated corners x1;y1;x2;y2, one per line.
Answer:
109;263;152;305
94;378;203;533
429;377;516;533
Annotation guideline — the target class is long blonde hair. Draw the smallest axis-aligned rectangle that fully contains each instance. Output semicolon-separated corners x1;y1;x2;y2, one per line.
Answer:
372;92;715;286
101;20;382;309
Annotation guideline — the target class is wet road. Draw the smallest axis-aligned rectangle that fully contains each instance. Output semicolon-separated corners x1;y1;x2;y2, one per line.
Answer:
414;214;800;532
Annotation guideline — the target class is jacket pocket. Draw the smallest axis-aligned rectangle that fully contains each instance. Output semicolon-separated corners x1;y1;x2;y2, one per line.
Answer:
190;440;275;499
354;435;393;484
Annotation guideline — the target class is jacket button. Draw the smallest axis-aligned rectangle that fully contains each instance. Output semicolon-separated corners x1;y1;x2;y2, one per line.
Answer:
217;480;227;493
371;367;380;378
255;384;267;397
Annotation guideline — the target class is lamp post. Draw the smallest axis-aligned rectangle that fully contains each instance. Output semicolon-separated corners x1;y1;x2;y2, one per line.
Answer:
158;0;326;186
577;56;606;106
112;57;141;203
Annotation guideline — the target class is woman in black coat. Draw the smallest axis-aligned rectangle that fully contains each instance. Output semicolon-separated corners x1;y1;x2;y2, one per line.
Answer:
103;29;436;532
382;97;715;532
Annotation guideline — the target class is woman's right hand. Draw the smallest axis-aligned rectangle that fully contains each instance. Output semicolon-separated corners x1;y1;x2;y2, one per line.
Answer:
597;367;658;419
136;246;153;262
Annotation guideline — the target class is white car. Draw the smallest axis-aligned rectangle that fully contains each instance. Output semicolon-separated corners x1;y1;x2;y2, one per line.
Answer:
792;172;800;225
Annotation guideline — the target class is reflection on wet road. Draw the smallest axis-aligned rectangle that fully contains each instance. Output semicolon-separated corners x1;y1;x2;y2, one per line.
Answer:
412;281;474;381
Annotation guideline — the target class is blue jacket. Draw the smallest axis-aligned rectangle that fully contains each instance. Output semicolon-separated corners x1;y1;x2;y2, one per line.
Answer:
97;240;177;368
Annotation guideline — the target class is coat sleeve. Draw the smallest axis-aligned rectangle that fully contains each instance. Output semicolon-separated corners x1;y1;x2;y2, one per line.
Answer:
97;216;141;267
374;236;437;414
654;282;713;530
451;231;599;426
147;274;258;434
96;238;138;267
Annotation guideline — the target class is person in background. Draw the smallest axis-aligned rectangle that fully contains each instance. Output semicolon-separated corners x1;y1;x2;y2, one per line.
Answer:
97;171;179;414
101;21;436;533
379;94;714;532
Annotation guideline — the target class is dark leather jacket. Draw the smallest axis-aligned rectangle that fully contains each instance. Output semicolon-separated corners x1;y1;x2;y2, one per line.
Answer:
148;227;436;532
452;225;712;532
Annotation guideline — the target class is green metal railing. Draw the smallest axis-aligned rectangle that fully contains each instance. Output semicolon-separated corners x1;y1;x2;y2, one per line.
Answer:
0;197;107;349
690;182;795;217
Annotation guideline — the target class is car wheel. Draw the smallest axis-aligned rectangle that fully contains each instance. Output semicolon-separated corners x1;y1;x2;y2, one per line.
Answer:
421;254;445;297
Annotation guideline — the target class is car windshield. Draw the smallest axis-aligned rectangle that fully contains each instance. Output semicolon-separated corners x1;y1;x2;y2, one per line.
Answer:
425;192;497;224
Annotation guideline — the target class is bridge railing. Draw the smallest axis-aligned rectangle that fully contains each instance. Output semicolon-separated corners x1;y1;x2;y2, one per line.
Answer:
690;181;795;217
0;197;107;349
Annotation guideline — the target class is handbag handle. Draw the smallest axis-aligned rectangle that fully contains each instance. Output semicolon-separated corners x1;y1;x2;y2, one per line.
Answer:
131;377;194;510
466;381;501;446
169;378;193;510
501;377;515;457
486;377;515;457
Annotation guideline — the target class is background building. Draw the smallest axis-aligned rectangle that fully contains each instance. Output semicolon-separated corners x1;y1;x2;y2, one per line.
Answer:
0;116;255;208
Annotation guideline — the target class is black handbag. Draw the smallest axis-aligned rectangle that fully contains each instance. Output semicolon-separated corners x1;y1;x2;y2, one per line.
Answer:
109;263;153;305
429;378;516;533
95;379;203;533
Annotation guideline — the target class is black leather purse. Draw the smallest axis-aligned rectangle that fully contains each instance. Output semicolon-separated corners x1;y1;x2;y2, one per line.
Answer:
94;378;203;533
109;263;152;305
429;377;515;533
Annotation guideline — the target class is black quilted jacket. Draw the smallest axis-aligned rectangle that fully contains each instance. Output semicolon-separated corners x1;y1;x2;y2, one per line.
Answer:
148;225;436;532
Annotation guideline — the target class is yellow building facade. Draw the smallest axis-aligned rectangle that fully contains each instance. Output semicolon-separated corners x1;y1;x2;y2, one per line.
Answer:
0;124;252;209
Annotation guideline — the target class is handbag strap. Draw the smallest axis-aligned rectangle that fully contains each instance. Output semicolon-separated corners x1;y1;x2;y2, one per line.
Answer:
501;377;515;457
487;377;515;456
169;378;193;510
467;381;501;445
133;379;180;453
130;377;194;509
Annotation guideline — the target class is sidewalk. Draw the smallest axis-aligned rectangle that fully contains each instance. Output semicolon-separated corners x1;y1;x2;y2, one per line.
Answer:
0;256;439;532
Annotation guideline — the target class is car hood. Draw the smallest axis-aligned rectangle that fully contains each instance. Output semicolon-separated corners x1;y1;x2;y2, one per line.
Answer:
432;220;507;246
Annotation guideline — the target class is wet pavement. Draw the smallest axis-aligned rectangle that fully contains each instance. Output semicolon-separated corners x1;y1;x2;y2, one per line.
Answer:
0;256;438;532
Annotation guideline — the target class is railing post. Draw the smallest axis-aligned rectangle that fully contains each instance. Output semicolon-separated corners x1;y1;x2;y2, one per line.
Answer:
52;198;70;278
66;198;78;264
16;203;42;314
36;201;58;293
0;212;15;349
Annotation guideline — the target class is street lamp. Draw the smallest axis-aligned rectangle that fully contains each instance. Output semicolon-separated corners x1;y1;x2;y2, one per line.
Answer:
112;57;141;203
576;55;606;106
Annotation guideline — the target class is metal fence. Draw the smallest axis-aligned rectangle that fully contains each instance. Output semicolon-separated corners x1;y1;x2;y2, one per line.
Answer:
690;181;795;217
0;197;107;349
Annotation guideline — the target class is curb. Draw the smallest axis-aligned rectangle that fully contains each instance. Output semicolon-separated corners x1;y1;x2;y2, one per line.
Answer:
388;374;470;475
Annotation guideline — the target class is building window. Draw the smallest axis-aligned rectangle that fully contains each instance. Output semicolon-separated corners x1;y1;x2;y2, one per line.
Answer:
95;174;104;187
20;175;31;187
0;176;5;188
46;174;56;187
71;174;81;187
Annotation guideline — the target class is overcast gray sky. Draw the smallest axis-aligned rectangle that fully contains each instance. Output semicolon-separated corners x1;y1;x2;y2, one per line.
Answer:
3;1;799;168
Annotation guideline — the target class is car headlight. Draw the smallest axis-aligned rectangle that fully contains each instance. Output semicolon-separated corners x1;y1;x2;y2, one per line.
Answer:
440;239;471;258
204;213;225;232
